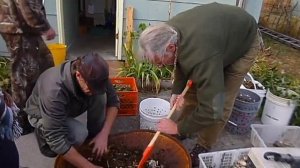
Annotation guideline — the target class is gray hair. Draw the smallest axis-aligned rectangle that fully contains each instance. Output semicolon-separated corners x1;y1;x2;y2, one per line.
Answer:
138;23;178;60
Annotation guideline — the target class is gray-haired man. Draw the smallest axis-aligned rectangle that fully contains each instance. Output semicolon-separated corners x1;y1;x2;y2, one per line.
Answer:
139;3;262;166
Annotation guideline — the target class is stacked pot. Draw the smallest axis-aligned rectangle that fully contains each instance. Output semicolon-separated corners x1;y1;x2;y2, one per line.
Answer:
226;89;261;134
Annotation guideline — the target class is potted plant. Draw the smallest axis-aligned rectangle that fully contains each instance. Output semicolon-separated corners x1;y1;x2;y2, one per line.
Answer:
117;23;173;93
118;44;170;93
251;59;300;125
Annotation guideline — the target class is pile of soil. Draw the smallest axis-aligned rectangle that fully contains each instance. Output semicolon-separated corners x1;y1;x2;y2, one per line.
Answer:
80;143;166;168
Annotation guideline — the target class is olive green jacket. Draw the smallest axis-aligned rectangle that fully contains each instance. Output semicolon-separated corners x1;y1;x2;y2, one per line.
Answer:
0;0;50;34
167;3;257;136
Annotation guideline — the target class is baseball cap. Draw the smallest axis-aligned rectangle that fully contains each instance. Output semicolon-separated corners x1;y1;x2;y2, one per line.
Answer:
78;52;109;95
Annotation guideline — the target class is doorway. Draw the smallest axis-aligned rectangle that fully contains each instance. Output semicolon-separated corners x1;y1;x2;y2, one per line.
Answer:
66;0;117;60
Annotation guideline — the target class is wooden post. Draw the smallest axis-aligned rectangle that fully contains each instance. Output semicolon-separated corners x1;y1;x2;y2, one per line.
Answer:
126;6;134;50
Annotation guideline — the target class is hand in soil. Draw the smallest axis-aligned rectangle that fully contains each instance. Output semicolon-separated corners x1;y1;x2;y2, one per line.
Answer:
89;132;109;157
84;144;165;168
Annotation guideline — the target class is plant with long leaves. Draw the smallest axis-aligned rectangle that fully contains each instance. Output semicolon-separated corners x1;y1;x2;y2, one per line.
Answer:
118;44;163;93
118;23;173;93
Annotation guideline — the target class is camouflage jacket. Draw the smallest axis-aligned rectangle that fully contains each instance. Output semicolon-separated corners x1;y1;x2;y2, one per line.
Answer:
0;0;50;34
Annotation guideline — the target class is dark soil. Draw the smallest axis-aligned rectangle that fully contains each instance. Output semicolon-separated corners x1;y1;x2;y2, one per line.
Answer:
81;144;165;168
243;80;255;89
113;84;132;91
236;93;257;103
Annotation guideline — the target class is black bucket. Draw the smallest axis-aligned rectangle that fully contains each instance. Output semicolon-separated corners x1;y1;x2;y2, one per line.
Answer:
226;89;261;134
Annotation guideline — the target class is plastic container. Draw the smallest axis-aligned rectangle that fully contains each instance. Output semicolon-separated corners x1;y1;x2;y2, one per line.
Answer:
47;43;67;66
139;98;170;130
233;89;261;112
226;89;261;134
240;73;266;99
111;77;138;116
261;89;297;125
199;148;250;168
250;124;300;147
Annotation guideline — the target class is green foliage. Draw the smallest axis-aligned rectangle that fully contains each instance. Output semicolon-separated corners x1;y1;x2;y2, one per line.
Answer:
118;44;172;93
250;56;300;125
118;23;173;93
0;57;11;91
250;57;299;100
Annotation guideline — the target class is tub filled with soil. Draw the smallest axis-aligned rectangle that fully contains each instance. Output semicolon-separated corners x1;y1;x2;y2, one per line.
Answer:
55;130;191;168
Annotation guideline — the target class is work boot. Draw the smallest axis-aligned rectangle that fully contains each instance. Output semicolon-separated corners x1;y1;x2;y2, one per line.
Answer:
190;144;209;167
35;128;57;158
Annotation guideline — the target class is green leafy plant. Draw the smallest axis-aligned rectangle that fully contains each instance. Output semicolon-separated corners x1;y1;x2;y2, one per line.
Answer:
118;44;162;93
0;57;11;92
250;56;300;125
117;23;173;93
251;57;299;100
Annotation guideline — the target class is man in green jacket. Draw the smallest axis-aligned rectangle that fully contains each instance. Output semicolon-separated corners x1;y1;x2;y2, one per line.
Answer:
139;3;262;166
0;0;55;135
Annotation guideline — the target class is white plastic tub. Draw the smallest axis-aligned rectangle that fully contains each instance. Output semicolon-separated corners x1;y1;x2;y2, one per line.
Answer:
251;124;300;147
199;148;250;168
139;98;170;130
261;89;297;125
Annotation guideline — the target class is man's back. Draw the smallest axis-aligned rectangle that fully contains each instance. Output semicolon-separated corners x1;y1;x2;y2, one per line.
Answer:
167;3;257;66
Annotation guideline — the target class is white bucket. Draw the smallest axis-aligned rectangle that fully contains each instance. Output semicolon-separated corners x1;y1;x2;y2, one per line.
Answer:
261;89;297;125
139;98;170;130
240;73;267;99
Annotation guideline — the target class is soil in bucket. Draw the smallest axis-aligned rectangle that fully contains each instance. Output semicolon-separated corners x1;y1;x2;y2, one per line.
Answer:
55;130;191;168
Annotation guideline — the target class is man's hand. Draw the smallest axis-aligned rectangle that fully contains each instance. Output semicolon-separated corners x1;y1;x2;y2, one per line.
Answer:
42;27;56;40
89;131;109;158
157;118;178;135
63;147;103;168
170;94;179;108
170;94;185;110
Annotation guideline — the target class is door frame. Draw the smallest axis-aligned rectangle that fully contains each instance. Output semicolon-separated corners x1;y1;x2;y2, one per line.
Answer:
115;0;124;60
56;0;65;44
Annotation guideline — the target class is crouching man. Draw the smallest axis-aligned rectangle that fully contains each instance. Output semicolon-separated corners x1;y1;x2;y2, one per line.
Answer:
24;52;119;168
